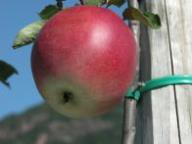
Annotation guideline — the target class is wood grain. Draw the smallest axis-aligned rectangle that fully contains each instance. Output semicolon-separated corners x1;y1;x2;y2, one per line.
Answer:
136;0;192;143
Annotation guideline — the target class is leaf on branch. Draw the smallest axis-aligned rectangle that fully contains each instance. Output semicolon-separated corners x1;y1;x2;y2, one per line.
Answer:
39;5;61;20
84;0;105;6
123;7;161;29
0;60;18;87
12;20;46;49
107;0;125;7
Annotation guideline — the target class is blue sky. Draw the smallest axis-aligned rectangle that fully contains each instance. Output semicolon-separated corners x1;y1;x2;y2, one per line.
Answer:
0;0;125;120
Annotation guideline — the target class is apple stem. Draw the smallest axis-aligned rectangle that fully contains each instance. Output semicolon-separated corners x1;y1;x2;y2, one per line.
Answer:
79;0;85;5
56;0;64;9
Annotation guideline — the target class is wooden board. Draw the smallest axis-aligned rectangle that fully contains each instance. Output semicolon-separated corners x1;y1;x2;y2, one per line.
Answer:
135;0;192;143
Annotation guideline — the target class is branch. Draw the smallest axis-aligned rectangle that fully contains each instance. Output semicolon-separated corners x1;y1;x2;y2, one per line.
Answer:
122;99;137;144
122;0;140;144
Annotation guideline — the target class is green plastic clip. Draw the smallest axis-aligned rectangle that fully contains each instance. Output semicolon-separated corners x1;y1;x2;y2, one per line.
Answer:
126;75;192;101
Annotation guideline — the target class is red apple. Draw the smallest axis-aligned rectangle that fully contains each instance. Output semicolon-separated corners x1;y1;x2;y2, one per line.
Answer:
31;6;136;118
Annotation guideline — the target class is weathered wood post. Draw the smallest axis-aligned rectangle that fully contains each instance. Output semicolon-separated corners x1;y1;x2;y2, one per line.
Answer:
135;0;192;144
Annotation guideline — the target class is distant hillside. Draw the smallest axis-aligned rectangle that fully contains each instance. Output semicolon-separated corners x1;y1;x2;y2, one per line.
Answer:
0;103;123;144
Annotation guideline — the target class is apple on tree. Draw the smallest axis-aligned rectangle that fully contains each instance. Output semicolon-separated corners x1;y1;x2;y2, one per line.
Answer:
31;6;137;118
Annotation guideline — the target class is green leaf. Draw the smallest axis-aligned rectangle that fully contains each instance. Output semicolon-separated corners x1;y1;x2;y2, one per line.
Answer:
13;20;46;49
0;60;18;87
39;5;61;20
123;7;161;29
84;0;105;6
143;12;161;28
107;0;125;7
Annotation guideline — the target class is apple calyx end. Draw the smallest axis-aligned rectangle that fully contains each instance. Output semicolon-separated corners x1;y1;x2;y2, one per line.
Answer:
62;91;73;103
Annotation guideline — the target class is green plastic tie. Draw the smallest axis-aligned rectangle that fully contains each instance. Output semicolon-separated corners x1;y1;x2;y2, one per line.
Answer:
126;75;192;101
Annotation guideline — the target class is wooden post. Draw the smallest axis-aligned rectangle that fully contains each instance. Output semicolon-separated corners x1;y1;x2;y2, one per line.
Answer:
135;0;192;143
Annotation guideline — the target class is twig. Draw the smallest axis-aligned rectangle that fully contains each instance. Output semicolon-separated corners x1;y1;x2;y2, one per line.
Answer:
122;99;137;144
121;0;140;144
